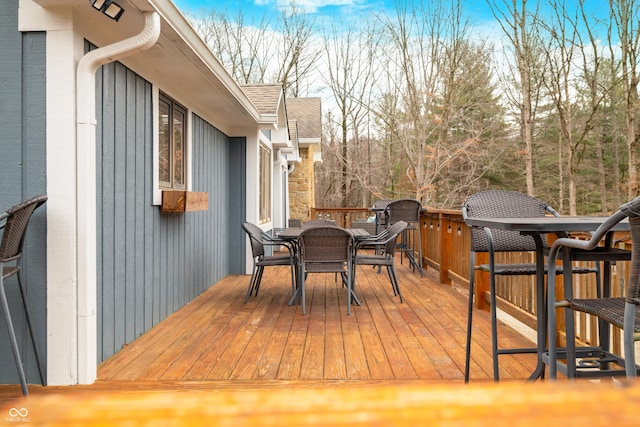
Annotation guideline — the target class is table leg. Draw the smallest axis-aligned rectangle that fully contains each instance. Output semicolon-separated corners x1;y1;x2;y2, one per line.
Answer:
529;234;546;380
547;252;558;379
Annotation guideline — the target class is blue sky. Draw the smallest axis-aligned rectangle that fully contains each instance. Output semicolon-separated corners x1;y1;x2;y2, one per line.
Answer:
172;0;610;35
172;0;390;22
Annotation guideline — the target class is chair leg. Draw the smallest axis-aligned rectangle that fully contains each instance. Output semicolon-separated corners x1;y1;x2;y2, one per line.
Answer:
562;264;577;379
385;266;397;296
415;224;423;277
595;262;613;372
399;225;423;277
0;277;29;396
254;266;265;297
289;257;297;296
464;253;476;383
340;272;348;287
489;256;500;381
244;264;259;303
388;265;403;303
623;303;638;377
346;267;352;315
16;271;45;386
300;262;306;315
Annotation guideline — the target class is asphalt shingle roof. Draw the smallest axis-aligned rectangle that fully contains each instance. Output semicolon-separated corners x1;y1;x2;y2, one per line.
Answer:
240;84;283;115
286;97;321;139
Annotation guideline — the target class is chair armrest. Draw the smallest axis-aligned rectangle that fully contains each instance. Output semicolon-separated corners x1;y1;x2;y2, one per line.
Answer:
263;239;295;249
261;236;296;254
354;232;396;250
548;210;629;261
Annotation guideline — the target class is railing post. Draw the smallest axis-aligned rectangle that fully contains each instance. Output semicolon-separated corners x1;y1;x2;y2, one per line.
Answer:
439;213;452;285
475;252;490;311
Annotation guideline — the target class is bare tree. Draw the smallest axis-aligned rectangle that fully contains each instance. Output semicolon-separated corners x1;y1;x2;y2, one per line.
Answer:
184;0;634;212
489;0;548;196
186;3;320;97
538;0;608;214
188;9;272;84
319;19;382;207
609;0;640;198
272;3;321;97
602;53;626;210
374;0;450;202
371;0;506;207
574;0;614;213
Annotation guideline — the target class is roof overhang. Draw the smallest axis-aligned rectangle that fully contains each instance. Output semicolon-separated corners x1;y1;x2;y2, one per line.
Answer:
29;0;279;135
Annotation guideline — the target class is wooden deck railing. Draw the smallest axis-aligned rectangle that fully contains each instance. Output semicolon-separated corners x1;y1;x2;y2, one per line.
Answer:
311;206;632;355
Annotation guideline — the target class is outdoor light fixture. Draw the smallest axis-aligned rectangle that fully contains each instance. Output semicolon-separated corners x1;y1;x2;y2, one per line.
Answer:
90;0;125;22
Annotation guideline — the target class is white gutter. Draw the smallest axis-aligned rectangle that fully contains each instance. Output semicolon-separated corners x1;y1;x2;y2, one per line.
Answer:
75;11;160;384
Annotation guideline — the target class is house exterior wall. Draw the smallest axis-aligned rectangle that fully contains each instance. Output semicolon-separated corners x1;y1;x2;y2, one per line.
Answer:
272;154;288;230
5;0;263;386
228;137;247;276
0;3;48;384
289;146;316;222
95;60;237;363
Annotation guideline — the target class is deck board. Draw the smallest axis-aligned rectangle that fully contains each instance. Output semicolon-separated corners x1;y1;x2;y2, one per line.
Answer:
0;257;540;404
97;258;537;382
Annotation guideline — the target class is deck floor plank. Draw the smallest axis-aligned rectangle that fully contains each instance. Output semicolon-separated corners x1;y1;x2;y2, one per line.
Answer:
204;293;275;380
324;276;348;379
299;275;327;379
252;294;296;380
157;289;241;380
183;293;261;380
365;267;440;379
0;258;543;404
362;279;419;379
97;261;538;383
227;291;286;380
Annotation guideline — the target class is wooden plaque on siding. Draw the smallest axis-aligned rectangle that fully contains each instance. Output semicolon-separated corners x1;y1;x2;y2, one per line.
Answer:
161;191;208;212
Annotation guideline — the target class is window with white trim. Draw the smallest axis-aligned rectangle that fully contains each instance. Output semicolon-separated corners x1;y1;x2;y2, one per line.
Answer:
259;143;272;224
158;92;187;190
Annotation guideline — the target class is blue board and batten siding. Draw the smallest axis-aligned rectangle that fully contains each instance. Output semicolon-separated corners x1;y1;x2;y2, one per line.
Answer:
0;3;48;384
0;0;248;383
95;59;246;362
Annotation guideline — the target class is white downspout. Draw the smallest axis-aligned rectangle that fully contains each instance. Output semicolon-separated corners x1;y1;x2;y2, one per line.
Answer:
75;11;160;384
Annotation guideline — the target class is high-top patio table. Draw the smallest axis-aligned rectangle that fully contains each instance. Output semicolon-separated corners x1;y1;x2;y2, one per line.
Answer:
276;227;370;313
463;216;630;380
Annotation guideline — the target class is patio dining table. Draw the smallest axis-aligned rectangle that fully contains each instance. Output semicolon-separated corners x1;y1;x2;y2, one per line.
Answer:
276;226;370;313
463;215;630;380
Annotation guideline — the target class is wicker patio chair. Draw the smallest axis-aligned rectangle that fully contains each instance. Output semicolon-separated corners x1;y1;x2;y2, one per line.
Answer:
0;194;47;396
288;218;302;228
546;196;640;379
350;219;377;235
298;226;354;315
384;199;423;277
462;190;600;382
301;219;338;229
242;222;297;303
353;221;408;302
372;199;392;234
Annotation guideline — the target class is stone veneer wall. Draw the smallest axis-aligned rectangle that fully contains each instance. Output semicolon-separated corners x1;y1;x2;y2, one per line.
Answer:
288;146;315;222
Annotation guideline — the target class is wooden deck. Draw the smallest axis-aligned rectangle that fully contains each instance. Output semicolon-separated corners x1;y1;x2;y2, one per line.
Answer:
0;258;538;404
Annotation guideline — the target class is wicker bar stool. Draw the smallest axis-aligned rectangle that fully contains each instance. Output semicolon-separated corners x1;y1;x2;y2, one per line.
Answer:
546;196;640;379
0;194;48;396
462;190;600;382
